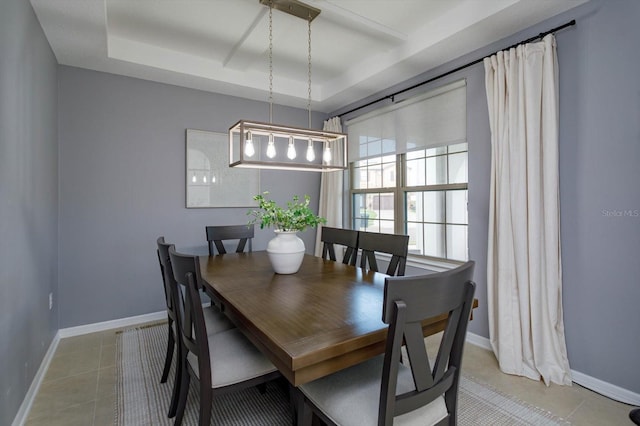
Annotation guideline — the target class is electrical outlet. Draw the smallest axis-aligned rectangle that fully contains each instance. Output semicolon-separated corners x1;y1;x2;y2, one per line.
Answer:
49;293;53;310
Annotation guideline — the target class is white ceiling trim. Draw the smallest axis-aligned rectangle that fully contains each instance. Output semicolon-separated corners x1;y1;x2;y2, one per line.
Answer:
31;0;589;113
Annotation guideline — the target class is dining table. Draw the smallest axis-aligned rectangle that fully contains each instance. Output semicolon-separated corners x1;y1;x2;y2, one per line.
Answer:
199;251;477;387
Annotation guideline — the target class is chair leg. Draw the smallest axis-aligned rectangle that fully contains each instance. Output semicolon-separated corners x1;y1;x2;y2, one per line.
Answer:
168;337;182;418
294;391;313;426
174;362;190;426
161;319;175;383
198;381;212;426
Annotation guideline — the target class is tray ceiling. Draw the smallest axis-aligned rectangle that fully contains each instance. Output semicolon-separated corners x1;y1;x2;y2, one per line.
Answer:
31;0;587;112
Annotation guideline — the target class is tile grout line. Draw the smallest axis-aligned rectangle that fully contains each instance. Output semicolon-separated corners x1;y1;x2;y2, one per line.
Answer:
565;399;585;420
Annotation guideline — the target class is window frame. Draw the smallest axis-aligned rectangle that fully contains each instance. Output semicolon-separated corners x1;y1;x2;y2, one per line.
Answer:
350;148;468;267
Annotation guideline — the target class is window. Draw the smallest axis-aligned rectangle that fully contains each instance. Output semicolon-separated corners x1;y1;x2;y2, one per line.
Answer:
405;144;468;260
347;81;467;262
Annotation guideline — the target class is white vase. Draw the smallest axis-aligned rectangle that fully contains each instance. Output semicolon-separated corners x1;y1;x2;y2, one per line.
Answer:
266;230;305;274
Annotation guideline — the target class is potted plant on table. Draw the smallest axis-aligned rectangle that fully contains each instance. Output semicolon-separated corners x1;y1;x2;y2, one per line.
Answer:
248;192;325;274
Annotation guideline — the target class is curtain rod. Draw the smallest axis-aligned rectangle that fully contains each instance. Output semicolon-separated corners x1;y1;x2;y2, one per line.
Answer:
338;19;576;118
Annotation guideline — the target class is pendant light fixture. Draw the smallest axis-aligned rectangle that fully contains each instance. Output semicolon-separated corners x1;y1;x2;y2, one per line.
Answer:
229;0;347;172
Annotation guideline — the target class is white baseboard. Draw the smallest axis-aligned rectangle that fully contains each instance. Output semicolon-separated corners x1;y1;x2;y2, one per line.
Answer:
466;331;492;350
12;331;61;426
465;332;640;406
571;370;640;406
57;310;166;338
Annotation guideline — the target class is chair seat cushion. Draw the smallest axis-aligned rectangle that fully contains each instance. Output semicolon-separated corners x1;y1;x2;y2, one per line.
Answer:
203;305;235;335
299;355;448;426
187;328;277;388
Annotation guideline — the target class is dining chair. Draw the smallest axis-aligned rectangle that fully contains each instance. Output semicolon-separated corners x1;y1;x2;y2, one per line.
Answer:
156;237;178;385
358;231;409;276
157;238;234;418
298;261;476;426
206;224;254;256
170;247;281;426
320;226;359;266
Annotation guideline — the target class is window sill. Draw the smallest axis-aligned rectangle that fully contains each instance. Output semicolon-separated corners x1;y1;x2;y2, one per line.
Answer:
375;252;464;273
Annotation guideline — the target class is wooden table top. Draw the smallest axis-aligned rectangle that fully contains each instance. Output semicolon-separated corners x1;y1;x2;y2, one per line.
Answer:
199;251;472;386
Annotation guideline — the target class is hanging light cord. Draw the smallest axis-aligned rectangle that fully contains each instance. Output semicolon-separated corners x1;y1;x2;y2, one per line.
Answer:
307;15;312;128
268;2;273;124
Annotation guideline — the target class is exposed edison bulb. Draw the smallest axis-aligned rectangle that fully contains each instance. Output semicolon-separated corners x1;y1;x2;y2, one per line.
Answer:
306;139;315;162
286;137;297;160
266;133;276;158
323;144;332;163
244;131;255;157
203;175;207;183
212;175;216;183
191;173;197;183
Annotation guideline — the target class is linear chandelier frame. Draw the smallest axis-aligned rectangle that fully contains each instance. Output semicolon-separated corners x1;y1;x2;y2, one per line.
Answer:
229;120;347;172
229;0;347;172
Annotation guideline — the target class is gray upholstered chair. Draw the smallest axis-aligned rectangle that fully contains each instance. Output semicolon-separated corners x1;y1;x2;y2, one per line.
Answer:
206;224;254;256
320;226;359;266
358;231;409;276
298;261;476;426
156;238;234;418
169;247;281;426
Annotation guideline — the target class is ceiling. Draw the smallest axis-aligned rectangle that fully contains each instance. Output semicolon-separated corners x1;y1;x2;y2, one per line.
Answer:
30;0;587;113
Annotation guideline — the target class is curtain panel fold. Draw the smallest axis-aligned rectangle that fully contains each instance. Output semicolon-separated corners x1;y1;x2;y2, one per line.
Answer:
314;117;344;256
484;34;571;386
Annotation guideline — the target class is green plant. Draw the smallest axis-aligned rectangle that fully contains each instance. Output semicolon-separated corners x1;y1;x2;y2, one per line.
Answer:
248;192;326;232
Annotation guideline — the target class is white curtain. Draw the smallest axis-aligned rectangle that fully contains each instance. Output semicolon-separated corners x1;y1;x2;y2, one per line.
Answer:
314;117;343;256
484;34;571;386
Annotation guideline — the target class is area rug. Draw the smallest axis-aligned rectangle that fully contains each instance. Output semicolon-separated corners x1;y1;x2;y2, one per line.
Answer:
116;324;569;425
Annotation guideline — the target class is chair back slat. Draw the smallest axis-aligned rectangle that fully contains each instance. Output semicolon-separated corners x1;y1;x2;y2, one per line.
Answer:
320;227;359;265
358;231;409;276
157;237;177;317
184;272;212;387
378;261;476;424
206;224;254;255
168;247;204;358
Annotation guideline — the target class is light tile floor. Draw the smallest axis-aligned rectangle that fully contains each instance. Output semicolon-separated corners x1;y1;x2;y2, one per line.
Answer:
24;322;636;425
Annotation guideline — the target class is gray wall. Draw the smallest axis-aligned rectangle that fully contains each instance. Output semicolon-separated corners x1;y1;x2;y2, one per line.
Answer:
337;0;640;395
0;0;59;424
57;66;326;328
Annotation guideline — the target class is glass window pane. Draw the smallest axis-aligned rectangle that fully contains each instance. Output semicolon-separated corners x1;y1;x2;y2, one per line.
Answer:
382;138;396;154
373;165;383;188
352;194;366;230
359;137;368;159
352;166;364;189
375;193;394;222
423;223;445;258
446;225;468;261
368;139;382;158
448;152;468;184
424;191;445;223
406;221;422;255
364;220;380;233
406;158;425;187
446;190;468;224
382;162;396;188
379;220;395;234
426;155;447;185
406;192;421;221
